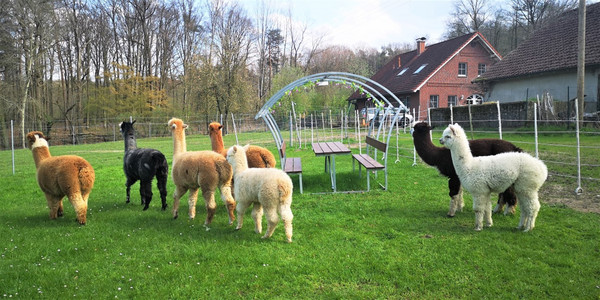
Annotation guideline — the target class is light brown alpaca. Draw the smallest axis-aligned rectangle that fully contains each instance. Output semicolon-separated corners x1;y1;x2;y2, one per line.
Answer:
208;122;276;168
26;131;95;225
168;118;236;228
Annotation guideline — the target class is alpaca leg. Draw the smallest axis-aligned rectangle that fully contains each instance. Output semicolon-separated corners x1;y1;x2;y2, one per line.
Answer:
188;188;200;220
447;177;461;217
472;197;486;231
251;203;264;234
57;199;64;217
220;185;236;225
493;193;505;214
125;178;136;204
140;180;153;211
156;174;168;210
235;199;252;230
45;194;62;219
523;193;541;232
68;193;88;225
484;199;493;228
457;187;464;212
279;204;294;243
201;189;216;227
262;205;279;239
172;185;188;219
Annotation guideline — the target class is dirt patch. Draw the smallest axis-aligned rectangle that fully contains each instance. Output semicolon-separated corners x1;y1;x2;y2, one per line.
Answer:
540;175;600;214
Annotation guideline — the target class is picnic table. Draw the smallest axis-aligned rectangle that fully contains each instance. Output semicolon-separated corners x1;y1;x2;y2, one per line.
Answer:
312;142;351;192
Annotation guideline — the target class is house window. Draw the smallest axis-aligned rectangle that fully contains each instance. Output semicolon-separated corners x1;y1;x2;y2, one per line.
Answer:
448;95;457;107
458;62;467;77
413;64;427;74
478;63;486;75
429;95;439;108
397;67;409;76
401;97;409;109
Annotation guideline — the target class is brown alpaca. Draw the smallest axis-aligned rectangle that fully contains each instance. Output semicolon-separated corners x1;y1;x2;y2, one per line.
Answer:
26;131;95;225
208;122;276;168
168;118;236;228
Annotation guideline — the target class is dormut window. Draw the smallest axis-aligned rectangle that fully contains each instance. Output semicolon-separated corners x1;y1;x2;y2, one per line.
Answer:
448;95;457;107
458;62;467;77
413;64;427;74
478;63;486;75
397;67;409;76
429;95;439;108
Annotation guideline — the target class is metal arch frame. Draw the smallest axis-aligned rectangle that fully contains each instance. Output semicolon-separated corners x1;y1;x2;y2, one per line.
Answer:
255;72;409;191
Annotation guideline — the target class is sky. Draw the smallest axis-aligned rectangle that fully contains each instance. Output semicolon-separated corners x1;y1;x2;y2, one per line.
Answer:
240;0;462;49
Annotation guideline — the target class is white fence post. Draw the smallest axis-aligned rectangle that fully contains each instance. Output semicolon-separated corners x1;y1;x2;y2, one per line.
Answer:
534;103;539;159
231;113;239;145
11;120;15;175
574;99;583;195
450;104;453;124
497;101;503;139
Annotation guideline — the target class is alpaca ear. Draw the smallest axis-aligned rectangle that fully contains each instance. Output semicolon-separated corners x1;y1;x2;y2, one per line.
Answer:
218;125;223;130
132;120;136;125
183;123;188;129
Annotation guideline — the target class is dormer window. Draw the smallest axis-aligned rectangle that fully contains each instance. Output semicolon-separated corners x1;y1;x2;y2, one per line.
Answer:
397;67;409;76
413;64;427;74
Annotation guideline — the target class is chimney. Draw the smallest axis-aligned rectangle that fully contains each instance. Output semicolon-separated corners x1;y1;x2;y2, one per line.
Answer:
397;56;401;69
416;37;426;55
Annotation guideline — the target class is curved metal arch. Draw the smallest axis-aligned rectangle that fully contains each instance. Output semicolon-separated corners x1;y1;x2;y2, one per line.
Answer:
255;72;409;186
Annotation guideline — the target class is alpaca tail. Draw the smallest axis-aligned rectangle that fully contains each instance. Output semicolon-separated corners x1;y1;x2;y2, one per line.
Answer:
261;151;277;168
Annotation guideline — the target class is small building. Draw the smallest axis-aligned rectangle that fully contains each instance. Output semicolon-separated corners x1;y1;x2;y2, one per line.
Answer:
479;2;600;113
349;32;502;120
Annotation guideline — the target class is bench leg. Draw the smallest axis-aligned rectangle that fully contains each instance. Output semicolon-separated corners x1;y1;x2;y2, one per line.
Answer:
299;173;303;194
367;170;370;192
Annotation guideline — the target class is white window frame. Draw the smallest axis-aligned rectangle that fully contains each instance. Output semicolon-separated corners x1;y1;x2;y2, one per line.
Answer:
458;62;467;77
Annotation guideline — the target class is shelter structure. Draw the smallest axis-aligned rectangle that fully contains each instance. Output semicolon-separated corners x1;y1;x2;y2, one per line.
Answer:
255;72;409;192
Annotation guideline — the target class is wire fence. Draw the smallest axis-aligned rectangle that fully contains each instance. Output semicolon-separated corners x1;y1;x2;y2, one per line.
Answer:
3;104;600;212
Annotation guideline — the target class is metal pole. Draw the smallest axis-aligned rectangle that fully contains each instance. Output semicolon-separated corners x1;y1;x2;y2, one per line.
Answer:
576;0;586;126
497;101;503;139
574;99;583;195
231;113;239;145
534;103;539;159
11;120;15;175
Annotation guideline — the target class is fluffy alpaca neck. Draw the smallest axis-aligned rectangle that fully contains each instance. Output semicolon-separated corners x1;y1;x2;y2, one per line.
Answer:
172;130;187;155
233;157;249;177
413;131;445;165
32;146;51;169
449;136;474;174
124;134;137;152
210;132;226;155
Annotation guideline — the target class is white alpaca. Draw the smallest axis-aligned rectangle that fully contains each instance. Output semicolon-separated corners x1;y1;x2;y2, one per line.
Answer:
439;124;548;232
226;145;294;243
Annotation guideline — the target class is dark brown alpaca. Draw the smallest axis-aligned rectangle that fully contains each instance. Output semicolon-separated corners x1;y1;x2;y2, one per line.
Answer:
411;122;520;217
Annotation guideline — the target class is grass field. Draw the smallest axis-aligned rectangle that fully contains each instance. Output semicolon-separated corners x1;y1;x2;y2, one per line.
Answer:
1;129;599;299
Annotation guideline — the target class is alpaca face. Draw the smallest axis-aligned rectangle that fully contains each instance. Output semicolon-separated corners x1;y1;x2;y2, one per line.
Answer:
439;125;460;149
208;122;223;137
168;118;188;132
410;121;432;136
119;121;137;141
26;131;48;150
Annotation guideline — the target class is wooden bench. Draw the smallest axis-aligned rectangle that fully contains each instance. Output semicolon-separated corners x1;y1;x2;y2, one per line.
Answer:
352;136;388;191
279;141;303;194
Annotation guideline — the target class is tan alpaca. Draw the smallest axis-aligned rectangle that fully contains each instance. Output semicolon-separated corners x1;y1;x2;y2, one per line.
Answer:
208;122;276;168
26;131;95;225
168;118;236;228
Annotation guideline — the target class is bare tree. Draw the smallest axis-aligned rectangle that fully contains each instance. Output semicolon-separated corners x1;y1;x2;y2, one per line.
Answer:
511;0;577;33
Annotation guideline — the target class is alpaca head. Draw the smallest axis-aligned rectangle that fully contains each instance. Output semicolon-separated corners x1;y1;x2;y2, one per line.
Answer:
439;124;465;149
168;118;188;134
410;121;433;137
208;122;223;139
26;131;49;150
226;145;248;172
119;120;137;143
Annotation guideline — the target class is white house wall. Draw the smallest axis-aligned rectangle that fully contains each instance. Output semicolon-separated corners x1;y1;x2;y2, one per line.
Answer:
486;68;599;112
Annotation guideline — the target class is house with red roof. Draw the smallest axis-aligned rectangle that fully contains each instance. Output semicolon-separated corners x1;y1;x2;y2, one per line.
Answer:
479;2;600;113
349;32;502;120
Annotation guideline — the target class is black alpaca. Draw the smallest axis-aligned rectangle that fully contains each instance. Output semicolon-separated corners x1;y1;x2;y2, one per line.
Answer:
120;120;168;210
411;122;521;217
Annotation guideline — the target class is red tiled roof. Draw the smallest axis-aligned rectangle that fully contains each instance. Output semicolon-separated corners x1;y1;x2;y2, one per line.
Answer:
350;32;499;100
481;2;600;81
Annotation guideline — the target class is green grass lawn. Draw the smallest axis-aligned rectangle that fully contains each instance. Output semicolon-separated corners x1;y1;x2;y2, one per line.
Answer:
1;129;599;298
